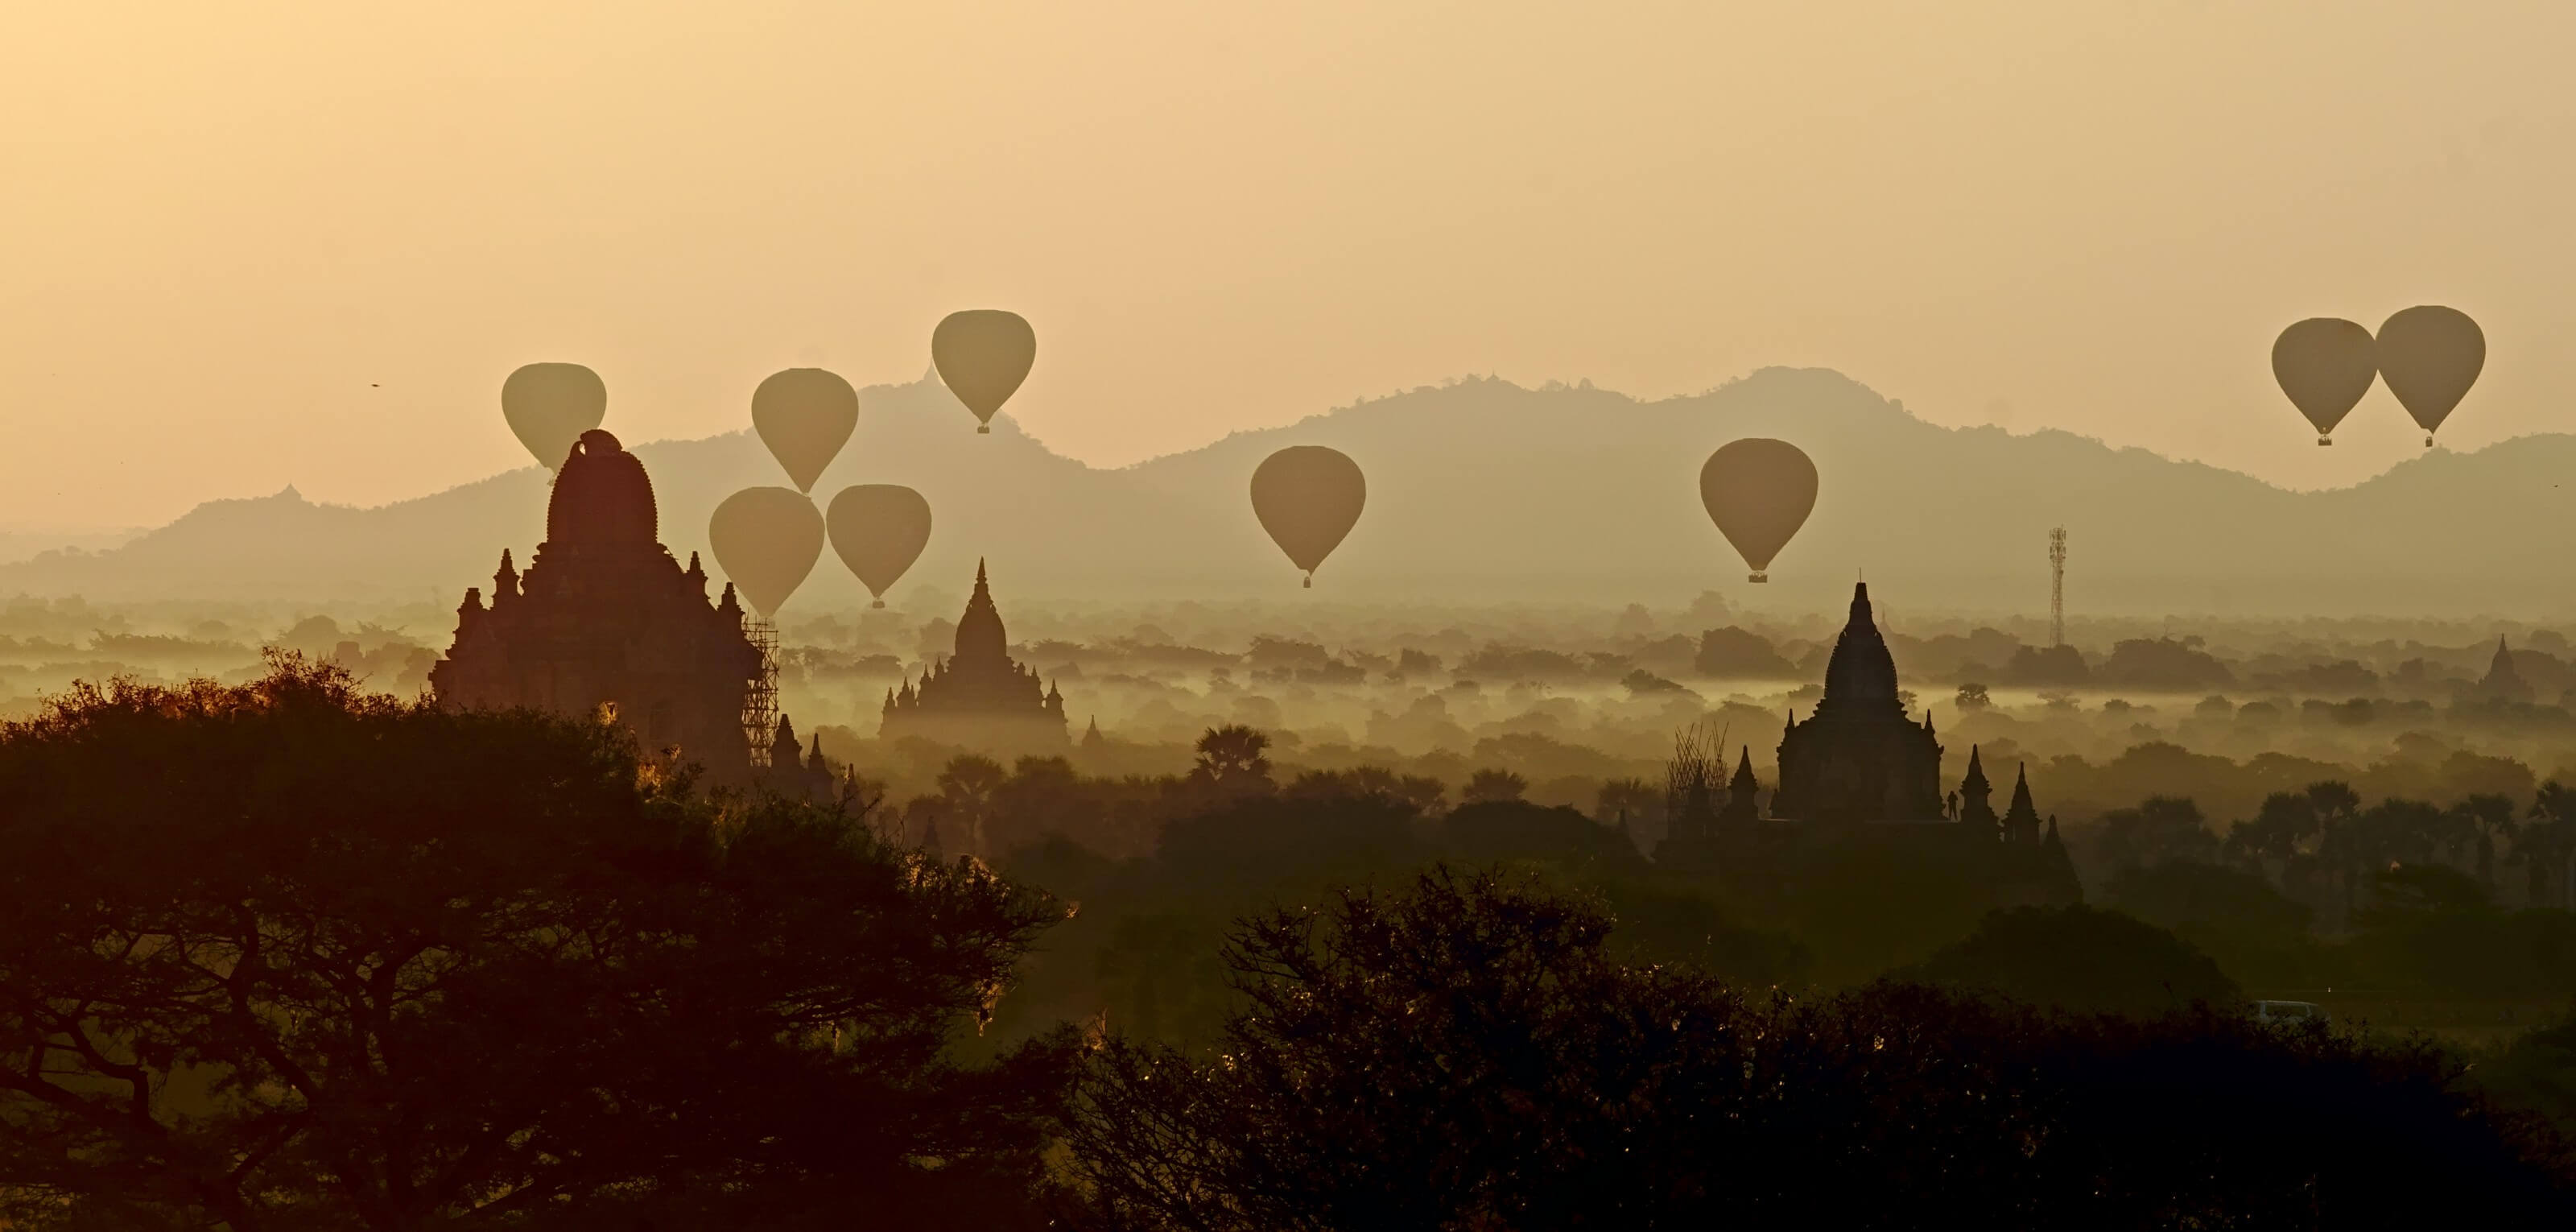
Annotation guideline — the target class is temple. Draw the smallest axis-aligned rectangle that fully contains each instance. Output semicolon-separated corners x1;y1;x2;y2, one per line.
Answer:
1661;581;2080;907
430;431;765;782
1769;583;1945;823
880;560;1069;751
2473;635;2535;705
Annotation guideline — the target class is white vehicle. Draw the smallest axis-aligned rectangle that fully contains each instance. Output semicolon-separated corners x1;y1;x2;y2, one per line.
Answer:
2250;999;2328;1025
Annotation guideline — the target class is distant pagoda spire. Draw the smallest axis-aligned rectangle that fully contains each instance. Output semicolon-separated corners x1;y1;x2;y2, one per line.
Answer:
2002;763;2041;844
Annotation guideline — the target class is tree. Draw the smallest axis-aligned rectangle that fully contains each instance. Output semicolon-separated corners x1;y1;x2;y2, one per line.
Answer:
1068;870;2574;1229
0;660;1075;1230
1188;724;1273;796
1955;681;1992;712
2455;792;2522;888
935;752;1009;855
2095;796;2217;874
1460;767;1529;804
2519;782;2576;909
1900;905;2242;1017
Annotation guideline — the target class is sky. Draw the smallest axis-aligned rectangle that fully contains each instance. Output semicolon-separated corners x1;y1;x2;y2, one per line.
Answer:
5;2;2572;530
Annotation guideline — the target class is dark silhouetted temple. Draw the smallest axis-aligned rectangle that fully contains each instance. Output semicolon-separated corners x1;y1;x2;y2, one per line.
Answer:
1770;583;1946;823
431;431;763;779
1662;582;2079;906
881;561;1068;751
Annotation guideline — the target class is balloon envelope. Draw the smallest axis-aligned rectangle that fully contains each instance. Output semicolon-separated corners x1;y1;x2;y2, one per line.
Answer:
1250;446;1366;585
2270;319;2377;444
1699;439;1818;582
501;362;606;469
708;487;824;619
752;369;859;493
825;485;932;607
931;310;1036;433
2376;306;2483;442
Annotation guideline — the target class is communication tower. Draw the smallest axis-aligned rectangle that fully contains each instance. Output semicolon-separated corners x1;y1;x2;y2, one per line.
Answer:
2048;527;2067;648
741;616;779;767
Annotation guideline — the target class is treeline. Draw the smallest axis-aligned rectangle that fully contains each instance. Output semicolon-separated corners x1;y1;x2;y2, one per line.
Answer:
0;662;2570;1226
2079;779;2576;1001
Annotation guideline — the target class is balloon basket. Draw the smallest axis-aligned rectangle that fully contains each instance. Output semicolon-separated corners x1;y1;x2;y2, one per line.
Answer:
871;599;886;609
2317;436;2332;447
2425;435;2435;448
977;424;990;435
1748;573;1767;584
1302;576;1312;589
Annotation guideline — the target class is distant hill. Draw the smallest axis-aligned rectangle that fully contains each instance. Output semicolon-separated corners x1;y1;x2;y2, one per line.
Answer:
4;367;2570;618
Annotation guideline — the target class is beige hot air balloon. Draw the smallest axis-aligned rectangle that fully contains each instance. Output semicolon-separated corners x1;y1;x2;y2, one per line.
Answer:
708;487;824;619
2376;306;2484;447
1250;446;1366;588
2271;319;2377;447
752;369;859;492
1699;439;1818;583
501;362;606;469
825;485;932;609
931;310;1036;434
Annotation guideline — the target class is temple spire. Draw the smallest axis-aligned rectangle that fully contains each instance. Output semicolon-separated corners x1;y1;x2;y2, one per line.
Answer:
2001;762;2041;844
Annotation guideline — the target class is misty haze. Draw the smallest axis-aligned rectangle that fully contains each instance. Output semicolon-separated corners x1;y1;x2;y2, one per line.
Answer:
4;4;2576;1229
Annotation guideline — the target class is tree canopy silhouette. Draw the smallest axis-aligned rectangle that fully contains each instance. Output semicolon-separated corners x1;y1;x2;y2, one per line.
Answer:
0;657;1074;1230
1070;870;2573;1229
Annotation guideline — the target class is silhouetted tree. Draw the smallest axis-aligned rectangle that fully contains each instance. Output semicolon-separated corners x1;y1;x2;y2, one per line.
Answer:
1284;766;1446;816
2519;782;2576;909
2095;796;2217;874
1188;725;1273;797
1068;870;2574;1229
936;752;1009;855
0;660;1075;1230
1460;767;1529;804
2456;792;2522;888
1900;904;2241;1016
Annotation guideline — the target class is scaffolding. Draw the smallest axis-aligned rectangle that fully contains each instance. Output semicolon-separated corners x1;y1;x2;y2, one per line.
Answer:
741;616;778;767
2048;527;2068;648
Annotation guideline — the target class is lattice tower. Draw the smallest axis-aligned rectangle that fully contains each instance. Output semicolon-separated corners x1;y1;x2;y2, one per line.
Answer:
2048;527;2068;648
742;616;779;767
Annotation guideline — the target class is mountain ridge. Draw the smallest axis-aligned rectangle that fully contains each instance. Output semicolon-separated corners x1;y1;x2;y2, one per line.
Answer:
5;367;2568;618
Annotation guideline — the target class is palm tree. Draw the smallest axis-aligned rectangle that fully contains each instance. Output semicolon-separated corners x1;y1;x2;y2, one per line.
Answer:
2450;793;2520;887
1463;768;1530;804
1191;725;1274;795
936;754;1008;856
2305;780;2363;928
2515;781;2576;909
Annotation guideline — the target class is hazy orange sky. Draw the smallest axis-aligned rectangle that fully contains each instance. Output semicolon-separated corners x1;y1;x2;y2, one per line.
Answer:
6;2;2571;529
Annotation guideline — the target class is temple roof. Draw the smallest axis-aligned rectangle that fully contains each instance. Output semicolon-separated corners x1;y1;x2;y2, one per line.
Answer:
955;559;1008;665
1816;582;1902;717
2004;763;2040;825
545;430;657;548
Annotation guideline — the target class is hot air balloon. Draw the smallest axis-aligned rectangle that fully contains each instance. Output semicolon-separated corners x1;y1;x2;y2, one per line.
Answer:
2271;319;2377;446
2376;305;2484;447
501;362;606;469
1250;446;1365;588
1699;439;1817;583
752;369;859;492
708;487;824;620
931;310;1036;434
825;485;932;608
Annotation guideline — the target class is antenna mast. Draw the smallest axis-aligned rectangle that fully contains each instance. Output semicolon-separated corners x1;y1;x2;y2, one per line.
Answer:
741;616;779;767
2048;527;2067;648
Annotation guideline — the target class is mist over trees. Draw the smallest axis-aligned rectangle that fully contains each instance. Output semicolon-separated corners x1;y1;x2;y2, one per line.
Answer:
0;660;2574;1226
